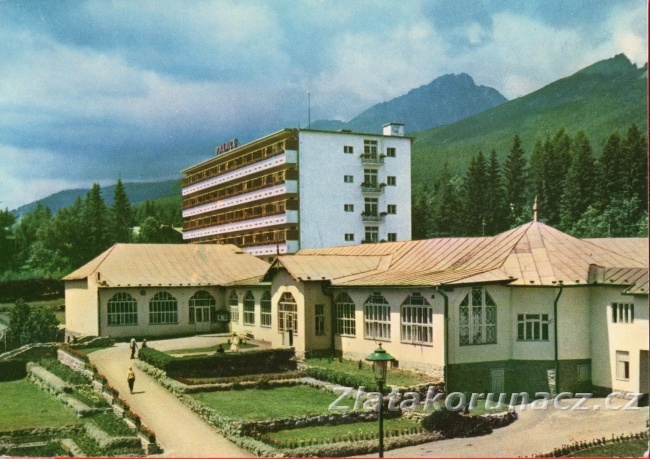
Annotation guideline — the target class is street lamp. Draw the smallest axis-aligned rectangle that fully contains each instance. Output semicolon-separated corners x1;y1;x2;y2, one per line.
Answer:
365;343;395;458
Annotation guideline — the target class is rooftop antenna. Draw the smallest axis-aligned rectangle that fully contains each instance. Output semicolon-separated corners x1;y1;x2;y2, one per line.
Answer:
307;92;311;129
533;196;538;222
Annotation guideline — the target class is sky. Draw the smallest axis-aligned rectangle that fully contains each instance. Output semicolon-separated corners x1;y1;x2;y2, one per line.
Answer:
0;0;647;210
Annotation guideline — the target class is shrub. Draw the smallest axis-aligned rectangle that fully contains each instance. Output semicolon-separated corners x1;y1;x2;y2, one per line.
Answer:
304;366;379;392
0;359;27;381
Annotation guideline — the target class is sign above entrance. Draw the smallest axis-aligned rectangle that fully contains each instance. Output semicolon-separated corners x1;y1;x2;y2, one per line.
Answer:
216;139;239;156
215;311;230;322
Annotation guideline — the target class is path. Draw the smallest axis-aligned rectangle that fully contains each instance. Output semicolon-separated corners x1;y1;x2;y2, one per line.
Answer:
90;336;253;458
359;397;648;457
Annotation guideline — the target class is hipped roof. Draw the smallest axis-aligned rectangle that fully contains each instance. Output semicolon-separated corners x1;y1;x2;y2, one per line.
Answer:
63;244;270;288
268;222;648;291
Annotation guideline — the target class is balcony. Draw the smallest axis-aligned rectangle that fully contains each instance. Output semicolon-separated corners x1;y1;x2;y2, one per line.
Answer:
360;182;385;194
360;153;385;165
361;212;384;222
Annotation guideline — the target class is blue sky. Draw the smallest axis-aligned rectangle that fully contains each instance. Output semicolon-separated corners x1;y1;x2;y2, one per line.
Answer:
0;0;646;210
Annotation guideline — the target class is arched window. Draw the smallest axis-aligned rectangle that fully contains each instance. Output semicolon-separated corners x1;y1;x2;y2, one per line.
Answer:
260;291;272;327
459;287;496;345
229;291;240;324
189;290;216;324
107;292;138;326
278;292;297;333
401;293;432;344
149;292;178;324
364;292;390;340
334;292;356;336
243;291;255;325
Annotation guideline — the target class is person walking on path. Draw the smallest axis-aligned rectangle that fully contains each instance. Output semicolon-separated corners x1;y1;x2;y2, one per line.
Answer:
230;333;240;352
130;337;138;359
127;367;136;394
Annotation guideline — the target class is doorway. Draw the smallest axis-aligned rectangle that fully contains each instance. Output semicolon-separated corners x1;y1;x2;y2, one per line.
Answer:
491;368;505;394
195;307;211;333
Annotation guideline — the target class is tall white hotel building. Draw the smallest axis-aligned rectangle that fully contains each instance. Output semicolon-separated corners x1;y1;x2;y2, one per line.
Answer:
181;123;412;256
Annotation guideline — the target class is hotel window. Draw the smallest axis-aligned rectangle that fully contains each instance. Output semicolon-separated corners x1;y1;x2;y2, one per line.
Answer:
387;204;397;214
386;147;396;157
401;293;433;344
344;145;354;154
364;139;378;156
149;292;178;324
364;292;391;340
517;314;549;341
278;292;298;333
189;290;216;324
364;198;378;216
344;175;354;183
616;351;629;380
243;291;255;325
365;227;378;243
612;303;634;323
335;292;356;336
387;233;397;242
260;291;272;327
459;287;497;345
315;304;326;336
364;169;378;186
229;291;239;324
344;204;354;212
387;176;396;186
345;233;355;241
107;292;138;326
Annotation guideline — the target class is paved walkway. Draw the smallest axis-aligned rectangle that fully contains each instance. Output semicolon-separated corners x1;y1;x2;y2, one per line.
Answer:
90;336;253;458
359;397;648;457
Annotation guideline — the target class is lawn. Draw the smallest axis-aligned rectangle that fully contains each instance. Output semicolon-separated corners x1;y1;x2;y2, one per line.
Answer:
568;439;648;457
305;357;432;388
0;379;81;431
263;416;421;445
192;385;345;420
167;341;257;355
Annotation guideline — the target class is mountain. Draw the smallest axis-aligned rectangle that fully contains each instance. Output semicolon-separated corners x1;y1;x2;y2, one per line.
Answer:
12;179;181;217
410;54;648;186
311;73;507;134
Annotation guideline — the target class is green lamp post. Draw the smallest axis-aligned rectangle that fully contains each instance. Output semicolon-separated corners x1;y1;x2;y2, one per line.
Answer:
365;343;395;458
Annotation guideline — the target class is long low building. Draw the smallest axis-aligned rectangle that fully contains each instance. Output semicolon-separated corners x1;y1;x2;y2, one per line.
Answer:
63;221;648;398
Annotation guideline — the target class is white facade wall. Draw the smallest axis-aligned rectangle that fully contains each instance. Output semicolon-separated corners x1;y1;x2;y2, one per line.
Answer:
65;279;99;337
297;130;412;250
227;286;277;345
590;287;649;393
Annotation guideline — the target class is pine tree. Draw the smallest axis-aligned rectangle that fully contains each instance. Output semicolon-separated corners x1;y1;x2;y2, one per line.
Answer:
485;150;508;234
83;183;110;261
463;151;489;236
14;204;52;268
560;131;596;230
0;208;17;272
433;163;463;237
622;124;648;212
412;185;432;240
110;179;133;243
596;131;623;210
503;135;528;224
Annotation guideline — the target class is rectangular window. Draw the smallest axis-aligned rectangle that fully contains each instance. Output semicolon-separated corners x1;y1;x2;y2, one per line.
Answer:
612;303;634;323
401;293;433;344
364;169;378;186
364;140;378;157
386;147;396;157
517;314;549;341
364;227;378;243
364;198;378;216
577;364;591;382
243;296;255;326
344;145;354;154
364;294;391;340
459;287;497;345
387;233;397;242
336;302;356;336
616;351;630;380
230;304;239;324
387;204;396;214
344;204;354;212
344;175;354;183
345;233;355;241
315;304;325;336
261;295;271;327
387;176;396;186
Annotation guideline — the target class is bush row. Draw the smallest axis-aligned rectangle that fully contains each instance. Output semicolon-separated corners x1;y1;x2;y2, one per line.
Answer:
138;347;297;378
304;366;380;392
0;359;27;381
538;431;649;457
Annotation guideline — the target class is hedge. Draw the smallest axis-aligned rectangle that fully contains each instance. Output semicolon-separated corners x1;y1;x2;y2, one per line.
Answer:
0;359;27;381
0;279;64;302
305;366;380;392
138;347;297;378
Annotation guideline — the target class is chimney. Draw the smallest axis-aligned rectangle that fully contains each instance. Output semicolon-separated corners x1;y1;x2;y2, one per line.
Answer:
382;123;404;136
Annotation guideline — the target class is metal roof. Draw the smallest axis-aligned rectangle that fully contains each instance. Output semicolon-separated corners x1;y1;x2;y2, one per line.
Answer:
62;244;270;288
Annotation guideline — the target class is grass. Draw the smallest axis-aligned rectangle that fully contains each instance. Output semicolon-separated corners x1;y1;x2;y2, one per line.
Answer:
192;385;343;420
568;438;648;457
0;378;81;431
73;385;110;408
89;412;135;437
305;357;433;388
263;416;421;446
166;341;257;355
37;358;89;385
